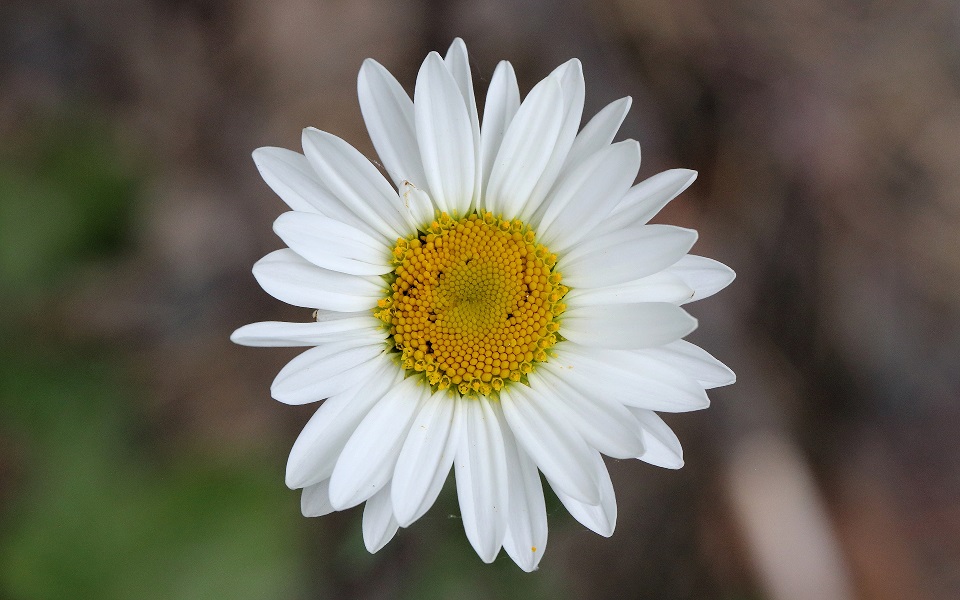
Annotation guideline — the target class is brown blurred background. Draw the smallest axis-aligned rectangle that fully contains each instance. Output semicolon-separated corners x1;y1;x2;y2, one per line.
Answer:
1;0;958;598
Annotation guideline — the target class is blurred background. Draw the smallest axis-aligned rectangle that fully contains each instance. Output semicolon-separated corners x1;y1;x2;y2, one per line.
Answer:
1;0;958;598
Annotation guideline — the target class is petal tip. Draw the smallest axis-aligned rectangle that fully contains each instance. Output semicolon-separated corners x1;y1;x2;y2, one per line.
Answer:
251;146;270;163
285;470;302;491
565;57;583;73
326;484;352;512
268;384;295;406
363;528;394;554
477;546;501;564
680;311;699;338
622;138;642;160
514;556;539;573
725;264;737;283
229;325;250;346
393;512;416;529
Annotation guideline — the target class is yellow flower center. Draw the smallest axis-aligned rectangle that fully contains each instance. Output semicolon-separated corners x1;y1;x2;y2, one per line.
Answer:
375;212;568;396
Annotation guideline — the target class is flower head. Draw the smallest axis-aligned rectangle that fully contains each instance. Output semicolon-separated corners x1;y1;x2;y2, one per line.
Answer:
232;38;735;571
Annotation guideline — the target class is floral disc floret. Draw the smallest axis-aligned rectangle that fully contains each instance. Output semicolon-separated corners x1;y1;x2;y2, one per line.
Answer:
375;211;568;396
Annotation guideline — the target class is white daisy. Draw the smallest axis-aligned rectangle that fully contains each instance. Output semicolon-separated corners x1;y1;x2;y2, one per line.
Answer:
232;38;735;572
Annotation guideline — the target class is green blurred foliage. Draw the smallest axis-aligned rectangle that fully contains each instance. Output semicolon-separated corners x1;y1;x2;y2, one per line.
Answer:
0;114;137;298
0;351;304;600
0;111;305;600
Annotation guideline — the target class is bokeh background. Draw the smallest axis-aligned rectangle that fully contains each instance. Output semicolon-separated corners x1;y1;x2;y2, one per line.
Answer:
1;0;958;598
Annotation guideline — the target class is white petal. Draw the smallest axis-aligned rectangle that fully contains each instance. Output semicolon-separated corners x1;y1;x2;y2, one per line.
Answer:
231;317;384;347
454;395;509;563
400;181;436;228
551;451;617;537
363;484;401;553
537;140;641;254
500;385;600;505
485;77;564;217
592;169;698;237
497;409;547;573
301;127;414;240
301;480;335;517
560;97;632;172
478;61;520;194
520;59;586;222
528;370;645;459
252;148;381;239
627;408;684;469
252;249;382;312
665;255;736;303
271;339;386;405
392;389;460;527
286;359;400;489
251;147;325;214
560;302;698;350
357;59;429;190
444;39;479;126
638;339;736;389
564;271;694;307
328;376;429;510
415;52;475;216
549;344;710;412
444;38;482;211
275;210;391;256
558;225;698;289
273;211;392;276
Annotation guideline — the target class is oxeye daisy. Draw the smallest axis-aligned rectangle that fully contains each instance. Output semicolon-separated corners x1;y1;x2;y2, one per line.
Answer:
232;38;735;572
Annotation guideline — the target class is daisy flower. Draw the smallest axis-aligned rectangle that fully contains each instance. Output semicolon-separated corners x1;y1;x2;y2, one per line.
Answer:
232;38;735;572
